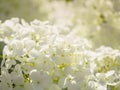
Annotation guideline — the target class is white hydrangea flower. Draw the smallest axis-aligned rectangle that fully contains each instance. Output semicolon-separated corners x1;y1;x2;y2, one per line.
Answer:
23;38;36;51
29;69;52;89
0;17;120;90
9;39;25;56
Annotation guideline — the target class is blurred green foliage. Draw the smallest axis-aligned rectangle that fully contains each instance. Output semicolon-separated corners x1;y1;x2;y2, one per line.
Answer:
0;0;49;21
0;42;5;64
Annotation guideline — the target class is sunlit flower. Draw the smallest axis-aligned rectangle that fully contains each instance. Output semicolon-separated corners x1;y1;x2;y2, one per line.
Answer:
0;16;120;90
29;69;52;89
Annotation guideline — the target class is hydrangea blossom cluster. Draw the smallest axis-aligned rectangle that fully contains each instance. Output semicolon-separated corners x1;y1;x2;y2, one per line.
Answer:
0;18;120;90
0;18;91;90
88;46;120;90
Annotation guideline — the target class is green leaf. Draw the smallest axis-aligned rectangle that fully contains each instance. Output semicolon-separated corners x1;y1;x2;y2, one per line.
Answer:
107;84;115;90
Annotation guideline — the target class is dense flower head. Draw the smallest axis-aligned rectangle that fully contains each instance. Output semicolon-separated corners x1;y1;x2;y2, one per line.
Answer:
0;18;92;90
88;46;120;90
0;0;120;90
0;18;120;90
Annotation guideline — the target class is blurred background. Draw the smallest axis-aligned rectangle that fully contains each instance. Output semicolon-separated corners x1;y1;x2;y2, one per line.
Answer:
0;0;120;50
